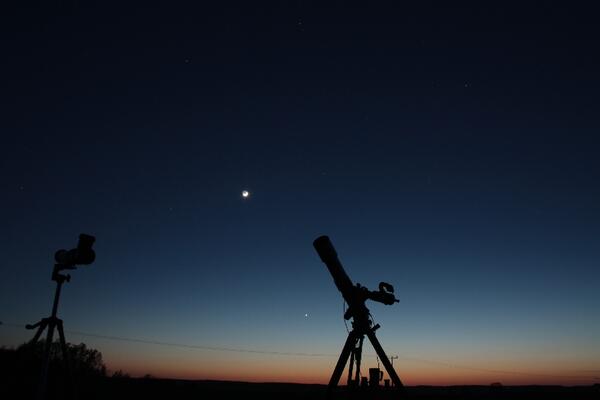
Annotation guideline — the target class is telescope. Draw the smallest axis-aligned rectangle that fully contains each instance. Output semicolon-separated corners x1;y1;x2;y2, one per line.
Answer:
54;233;96;267
51;233;95;283
313;235;404;392
27;233;96;400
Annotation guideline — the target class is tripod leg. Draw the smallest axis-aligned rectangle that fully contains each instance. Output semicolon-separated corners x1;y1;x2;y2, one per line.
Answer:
37;319;56;400
29;320;49;344
347;345;355;386
329;331;358;390
57;320;77;400
366;330;404;389
354;335;364;385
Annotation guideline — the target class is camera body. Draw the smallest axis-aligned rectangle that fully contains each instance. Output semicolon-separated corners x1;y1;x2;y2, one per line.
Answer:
367;282;399;305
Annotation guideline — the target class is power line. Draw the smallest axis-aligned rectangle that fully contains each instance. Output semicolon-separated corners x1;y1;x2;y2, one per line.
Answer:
1;322;598;381
1;322;333;357
69;330;335;357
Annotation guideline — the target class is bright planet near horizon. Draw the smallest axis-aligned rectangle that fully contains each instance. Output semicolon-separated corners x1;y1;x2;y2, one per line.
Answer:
241;190;249;198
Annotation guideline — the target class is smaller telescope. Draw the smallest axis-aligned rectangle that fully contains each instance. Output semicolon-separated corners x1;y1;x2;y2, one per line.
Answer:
51;234;95;282
27;233;96;400
54;233;96;268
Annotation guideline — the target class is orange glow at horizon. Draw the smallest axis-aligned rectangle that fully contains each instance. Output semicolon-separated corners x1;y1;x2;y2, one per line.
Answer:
103;351;599;386
80;333;600;387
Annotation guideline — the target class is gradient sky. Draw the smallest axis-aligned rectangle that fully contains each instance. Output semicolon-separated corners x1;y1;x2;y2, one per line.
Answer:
1;2;599;386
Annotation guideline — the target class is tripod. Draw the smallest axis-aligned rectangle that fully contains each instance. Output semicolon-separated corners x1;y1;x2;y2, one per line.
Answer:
329;302;403;391
26;265;77;400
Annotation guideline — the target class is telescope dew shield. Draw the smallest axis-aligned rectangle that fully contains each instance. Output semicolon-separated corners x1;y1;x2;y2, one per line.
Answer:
313;235;354;298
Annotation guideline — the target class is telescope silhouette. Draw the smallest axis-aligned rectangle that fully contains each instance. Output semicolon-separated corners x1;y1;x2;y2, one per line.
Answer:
314;235;404;393
27;234;96;400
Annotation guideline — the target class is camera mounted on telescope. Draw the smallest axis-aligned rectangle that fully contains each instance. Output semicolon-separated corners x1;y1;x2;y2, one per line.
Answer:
52;234;96;282
340;283;399;320
369;281;399;305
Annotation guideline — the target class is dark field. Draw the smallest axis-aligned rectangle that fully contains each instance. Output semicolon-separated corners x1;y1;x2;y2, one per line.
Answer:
103;379;599;400
3;376;599;400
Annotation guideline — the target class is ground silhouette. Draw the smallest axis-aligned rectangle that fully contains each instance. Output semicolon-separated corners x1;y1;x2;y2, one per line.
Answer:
1;344;598;400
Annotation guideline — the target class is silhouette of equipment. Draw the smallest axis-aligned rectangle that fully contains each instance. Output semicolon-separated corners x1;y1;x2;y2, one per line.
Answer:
313;235;404;393
26;234;96;400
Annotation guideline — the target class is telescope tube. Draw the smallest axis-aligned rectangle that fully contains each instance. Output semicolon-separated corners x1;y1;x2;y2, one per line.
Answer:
313;236;354;300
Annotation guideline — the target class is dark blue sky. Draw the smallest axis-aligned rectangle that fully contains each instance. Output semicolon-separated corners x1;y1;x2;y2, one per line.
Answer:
1;2;599;384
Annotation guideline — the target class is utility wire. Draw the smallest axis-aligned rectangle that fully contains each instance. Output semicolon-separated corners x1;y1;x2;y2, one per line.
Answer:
0;322;331;357
69;330;334;358
1;322;598;381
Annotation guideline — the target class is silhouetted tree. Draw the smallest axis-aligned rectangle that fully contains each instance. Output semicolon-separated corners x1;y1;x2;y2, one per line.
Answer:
111;369;130;379
10;341;106;377
0;341;106;399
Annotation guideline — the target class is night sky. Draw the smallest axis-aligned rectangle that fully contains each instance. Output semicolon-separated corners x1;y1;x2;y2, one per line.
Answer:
1;2;599;385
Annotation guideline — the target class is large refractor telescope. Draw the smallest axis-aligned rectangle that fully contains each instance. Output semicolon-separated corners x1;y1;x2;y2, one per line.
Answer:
313;235;404;392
